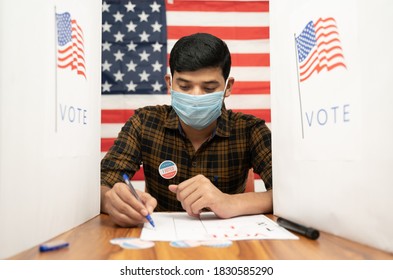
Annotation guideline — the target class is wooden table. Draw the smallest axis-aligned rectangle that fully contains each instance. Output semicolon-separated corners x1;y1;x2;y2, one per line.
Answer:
9;214;393;260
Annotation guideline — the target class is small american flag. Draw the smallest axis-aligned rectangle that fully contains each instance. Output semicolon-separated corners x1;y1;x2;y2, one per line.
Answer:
56;12;86;78
296;17;346;82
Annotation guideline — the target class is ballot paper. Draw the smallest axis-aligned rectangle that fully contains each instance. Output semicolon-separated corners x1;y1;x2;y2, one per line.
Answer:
140;212;298;241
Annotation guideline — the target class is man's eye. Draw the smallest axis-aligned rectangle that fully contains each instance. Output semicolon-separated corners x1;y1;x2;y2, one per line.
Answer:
205;88;216;93
179;86;190;91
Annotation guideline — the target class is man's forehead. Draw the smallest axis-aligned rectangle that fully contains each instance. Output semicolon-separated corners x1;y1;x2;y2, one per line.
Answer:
175;76;220;84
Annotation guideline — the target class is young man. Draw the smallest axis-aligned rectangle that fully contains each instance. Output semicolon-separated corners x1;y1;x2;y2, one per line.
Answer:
101;33;272;227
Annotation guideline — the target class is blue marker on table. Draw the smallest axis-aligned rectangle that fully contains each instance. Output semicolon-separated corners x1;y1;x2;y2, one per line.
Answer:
122;173;155;228
39;240;69;252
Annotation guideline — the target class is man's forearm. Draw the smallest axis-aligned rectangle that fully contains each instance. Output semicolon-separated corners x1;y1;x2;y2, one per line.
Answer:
229;190;273;218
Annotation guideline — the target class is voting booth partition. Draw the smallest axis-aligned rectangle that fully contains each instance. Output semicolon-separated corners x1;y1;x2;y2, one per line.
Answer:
0;0;101;258
270;0;393;253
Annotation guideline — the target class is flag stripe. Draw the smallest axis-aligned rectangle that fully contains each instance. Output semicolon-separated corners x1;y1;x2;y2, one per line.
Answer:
167;11;269;27
102;138;116;152
168;26;269;40
231;81;270;94
231;53;270;67
167;39;270;54
165;1;269;13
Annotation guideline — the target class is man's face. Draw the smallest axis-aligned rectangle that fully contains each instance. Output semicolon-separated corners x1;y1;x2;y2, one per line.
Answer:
166;67;232;97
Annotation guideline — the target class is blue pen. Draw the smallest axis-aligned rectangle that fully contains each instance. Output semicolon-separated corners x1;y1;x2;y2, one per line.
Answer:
122;173;155;228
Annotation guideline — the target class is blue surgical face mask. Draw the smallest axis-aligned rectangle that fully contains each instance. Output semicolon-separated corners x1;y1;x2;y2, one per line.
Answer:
171;79;228;130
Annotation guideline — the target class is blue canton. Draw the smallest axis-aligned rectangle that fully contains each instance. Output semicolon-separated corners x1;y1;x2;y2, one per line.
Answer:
102;0;167;95
296;21;317;63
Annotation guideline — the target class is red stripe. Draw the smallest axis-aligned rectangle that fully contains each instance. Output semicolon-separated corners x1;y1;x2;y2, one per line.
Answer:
168;26;269;40
231;81;270;94
133;167;145;180
166;1;269;12
231;54;270;67
58;62;75;69
101;138;115;151
167;53;270;67
101;109;135;123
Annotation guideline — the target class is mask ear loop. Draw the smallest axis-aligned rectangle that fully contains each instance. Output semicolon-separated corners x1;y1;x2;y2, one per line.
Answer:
223;79;229;94
169;73;173;90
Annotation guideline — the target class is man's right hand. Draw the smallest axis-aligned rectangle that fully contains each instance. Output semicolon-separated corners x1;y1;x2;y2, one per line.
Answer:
100;183;157;227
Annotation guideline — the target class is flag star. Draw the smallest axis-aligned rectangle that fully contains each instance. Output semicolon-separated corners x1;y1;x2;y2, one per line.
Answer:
125;1;136;12
126;21;137;32
102;60;112;71
113;70;125;82
102;41;112;51
102;1;110;12
102;21;112;32
138;50;150;61
150;1;161;12
138;11;149;22
114;50;125;61
152;41;163;52
102;81;112;92
151;81;163;92
139;31;150;42
127;41;137;51
126;80;137;92
113;11;124;22
151;21;162;32
152;60;163;72
139;70;150;82
114;31;125;42
126;60;138;71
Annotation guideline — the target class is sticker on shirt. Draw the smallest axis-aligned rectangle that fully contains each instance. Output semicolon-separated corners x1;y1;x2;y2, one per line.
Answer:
158;160;177;179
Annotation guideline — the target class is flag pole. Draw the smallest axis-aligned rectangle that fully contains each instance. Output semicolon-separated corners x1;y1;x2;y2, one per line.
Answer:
294;33;305;139
54;6;58;133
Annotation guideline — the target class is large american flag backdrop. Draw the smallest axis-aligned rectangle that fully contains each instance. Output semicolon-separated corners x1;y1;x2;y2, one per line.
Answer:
101;0;270;188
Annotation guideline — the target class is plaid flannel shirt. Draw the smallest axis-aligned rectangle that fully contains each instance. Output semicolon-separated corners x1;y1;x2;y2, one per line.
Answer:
101;104;272;211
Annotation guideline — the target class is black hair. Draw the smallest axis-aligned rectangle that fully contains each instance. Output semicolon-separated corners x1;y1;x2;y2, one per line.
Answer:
169;33;231;80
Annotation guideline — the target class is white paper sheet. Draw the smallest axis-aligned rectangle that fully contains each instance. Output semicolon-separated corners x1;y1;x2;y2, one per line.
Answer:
140;212;298;241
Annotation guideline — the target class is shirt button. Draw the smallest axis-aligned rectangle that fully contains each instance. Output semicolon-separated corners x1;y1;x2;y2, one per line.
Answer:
192;161;197;167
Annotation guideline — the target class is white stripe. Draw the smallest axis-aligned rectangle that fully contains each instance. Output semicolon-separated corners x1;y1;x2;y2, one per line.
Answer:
102;124;122;138
167;11;269;27
226;94;271;109
131;181;145;192
230;66;270;81
102;94;171;109
168;39;270;54
254;179;267;192
102;94;271;110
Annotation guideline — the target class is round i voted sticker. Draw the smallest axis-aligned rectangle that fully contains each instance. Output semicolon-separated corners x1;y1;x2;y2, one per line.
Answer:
158;160;177;179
